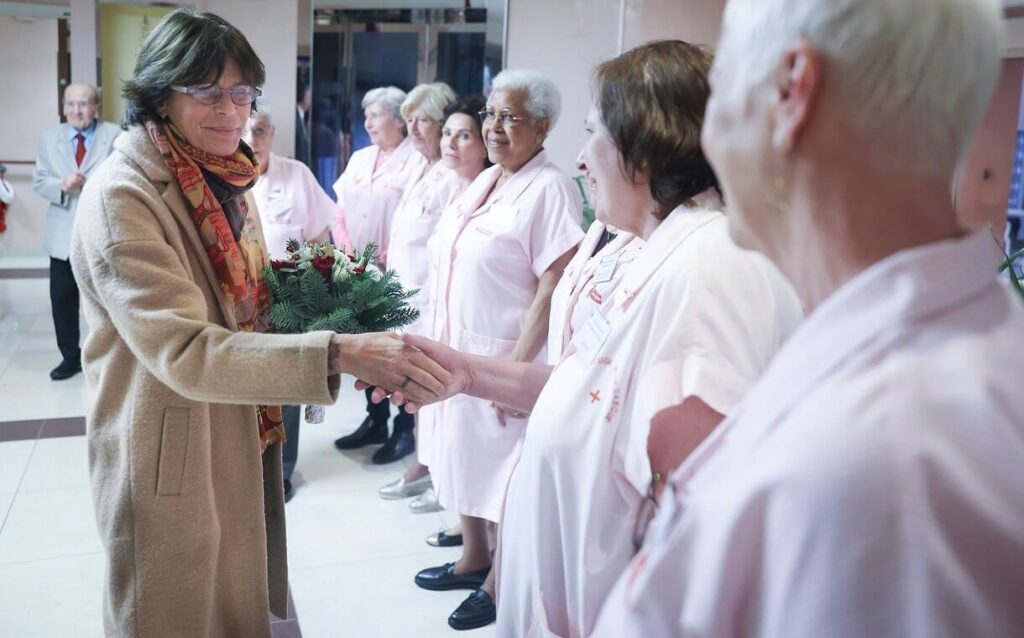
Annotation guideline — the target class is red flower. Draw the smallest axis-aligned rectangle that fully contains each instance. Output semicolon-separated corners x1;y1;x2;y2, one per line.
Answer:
270;259;294;270
312;255;335;279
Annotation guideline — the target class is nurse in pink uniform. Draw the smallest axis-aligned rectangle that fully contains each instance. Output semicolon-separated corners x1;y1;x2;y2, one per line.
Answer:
330;86;427;262
332;86;429;456
370;83;459;471
380;95;494;517
594;2;1024;636
412;70;584;631
390;41;803;636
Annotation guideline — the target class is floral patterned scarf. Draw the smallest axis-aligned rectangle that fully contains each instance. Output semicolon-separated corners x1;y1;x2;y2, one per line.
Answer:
145;119;285;451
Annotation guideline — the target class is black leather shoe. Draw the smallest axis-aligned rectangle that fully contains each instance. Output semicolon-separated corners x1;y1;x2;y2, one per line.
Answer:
371;416;415;464
283;479;295;503
426;530;463;548
414;562;490;591
449;589;496;630
50;360;82;381
334;416;388;450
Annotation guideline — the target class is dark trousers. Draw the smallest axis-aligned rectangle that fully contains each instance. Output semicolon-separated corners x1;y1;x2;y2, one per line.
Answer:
282;404;301;481
50;257;81;364
366;386;391;422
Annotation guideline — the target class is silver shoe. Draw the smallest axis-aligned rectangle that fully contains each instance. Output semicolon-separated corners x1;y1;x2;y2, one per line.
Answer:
409;487;444;513
379;475;433;500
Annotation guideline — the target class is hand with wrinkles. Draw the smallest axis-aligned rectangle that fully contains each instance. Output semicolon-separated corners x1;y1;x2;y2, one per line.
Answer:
328;332;454;404
357;333;473;411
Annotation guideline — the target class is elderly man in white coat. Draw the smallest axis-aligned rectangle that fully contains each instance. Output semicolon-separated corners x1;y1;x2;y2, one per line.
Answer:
32;83;121;380
592;1;1024;636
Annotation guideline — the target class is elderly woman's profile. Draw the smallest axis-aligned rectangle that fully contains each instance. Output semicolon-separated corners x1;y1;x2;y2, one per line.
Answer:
70;9;447;637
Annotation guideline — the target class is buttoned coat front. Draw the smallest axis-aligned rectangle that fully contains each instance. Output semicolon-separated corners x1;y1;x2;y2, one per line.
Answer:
70;126;339;638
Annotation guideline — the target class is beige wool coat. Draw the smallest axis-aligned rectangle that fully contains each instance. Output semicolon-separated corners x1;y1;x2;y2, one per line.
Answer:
70;126;339;637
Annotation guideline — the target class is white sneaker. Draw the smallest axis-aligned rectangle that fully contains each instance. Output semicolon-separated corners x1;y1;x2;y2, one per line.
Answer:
409;487;444;513
378;475;433;500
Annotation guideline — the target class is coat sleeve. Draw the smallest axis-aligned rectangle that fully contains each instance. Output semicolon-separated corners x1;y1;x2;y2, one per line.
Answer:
32;134;68;207
75;179;339;407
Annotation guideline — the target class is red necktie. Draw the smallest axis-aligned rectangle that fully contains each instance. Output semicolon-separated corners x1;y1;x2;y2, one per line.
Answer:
74;133;86;167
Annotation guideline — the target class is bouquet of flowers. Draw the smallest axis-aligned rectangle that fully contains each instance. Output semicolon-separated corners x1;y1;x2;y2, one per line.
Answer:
264;239;420;422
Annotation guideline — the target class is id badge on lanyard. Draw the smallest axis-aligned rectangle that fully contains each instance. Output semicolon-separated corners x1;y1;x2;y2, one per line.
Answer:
573;310;612;366
592;252;620;284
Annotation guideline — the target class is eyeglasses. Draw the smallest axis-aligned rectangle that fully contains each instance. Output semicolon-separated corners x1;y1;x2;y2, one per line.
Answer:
632;475;662;553
171;84;262;106
478;109;529;128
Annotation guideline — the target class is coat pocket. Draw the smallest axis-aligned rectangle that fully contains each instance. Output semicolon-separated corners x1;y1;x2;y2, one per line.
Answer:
156;407;190;496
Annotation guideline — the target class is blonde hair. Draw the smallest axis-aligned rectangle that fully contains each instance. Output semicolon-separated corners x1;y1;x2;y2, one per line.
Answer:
401;82;456;122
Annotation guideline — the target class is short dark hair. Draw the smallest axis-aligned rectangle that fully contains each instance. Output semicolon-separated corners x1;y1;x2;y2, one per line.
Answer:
443;95;493;168
122;9;265;126
594;40;718;220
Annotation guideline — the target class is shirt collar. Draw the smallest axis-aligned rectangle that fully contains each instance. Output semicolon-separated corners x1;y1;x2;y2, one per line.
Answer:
68;120;98;143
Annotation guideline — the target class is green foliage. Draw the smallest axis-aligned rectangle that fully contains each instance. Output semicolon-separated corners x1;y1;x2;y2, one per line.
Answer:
262;242;420;335
573;175;596;231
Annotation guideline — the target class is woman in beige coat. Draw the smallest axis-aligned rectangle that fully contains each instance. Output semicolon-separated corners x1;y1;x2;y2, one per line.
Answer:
70;9;448;637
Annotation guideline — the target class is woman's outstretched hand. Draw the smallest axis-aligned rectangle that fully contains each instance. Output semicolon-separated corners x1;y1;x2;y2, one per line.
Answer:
329;332;454;405
357;333;472;412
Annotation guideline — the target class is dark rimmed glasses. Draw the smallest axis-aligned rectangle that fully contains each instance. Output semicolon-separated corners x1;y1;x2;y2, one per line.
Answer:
171;84;262;106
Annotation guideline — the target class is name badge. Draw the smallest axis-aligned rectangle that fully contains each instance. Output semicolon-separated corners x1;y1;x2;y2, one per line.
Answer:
592;253;619;284
573;311;612;366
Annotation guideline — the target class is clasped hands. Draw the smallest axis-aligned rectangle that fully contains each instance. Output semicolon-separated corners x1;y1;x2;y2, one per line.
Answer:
329;332;469;410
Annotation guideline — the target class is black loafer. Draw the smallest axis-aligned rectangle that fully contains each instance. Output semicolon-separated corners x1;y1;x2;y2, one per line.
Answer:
414;562;490;591
334;416;388;450
449;589;496;630
283;479;295;503
50;360;82;381
371;422;415;464
426;530;464;548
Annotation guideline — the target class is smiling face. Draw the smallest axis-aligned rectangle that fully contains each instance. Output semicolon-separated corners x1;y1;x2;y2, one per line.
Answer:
364;102;404;150
441;112;488;178
162;58;251;157
406;106;442;159
482;89;548;172
576;105;652;234
63;84;99;132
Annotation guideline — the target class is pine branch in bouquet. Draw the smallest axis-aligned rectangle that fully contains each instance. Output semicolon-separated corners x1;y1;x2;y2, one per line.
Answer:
263;240;420;336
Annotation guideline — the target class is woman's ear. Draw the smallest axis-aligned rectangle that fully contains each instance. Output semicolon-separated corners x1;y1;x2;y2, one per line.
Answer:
536;118;551;144
771;40;822;153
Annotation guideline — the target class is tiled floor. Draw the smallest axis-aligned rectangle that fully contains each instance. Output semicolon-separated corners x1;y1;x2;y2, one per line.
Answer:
0;274;495;638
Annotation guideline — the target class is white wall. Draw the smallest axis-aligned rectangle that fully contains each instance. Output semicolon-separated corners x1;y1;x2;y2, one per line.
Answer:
505;0;726;174
200;0;299;159
0;14;59;259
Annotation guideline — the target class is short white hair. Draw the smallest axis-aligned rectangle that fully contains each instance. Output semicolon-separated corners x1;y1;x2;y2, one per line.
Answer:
401;82;456;122
363;86;407;122
720;0;1003;176
252;100;273;123
491;69;562;127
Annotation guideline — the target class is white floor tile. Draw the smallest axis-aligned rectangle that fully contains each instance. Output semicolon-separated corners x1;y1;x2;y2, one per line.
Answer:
19;436;90;492
0;351;91;422
285;488;449;570
291;551;496;638
0;492;13;530
0;487;102;564
0;552;105;638
0;440;34;493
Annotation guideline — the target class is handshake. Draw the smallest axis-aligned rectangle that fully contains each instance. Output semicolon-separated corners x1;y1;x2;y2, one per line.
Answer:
327;332;469;412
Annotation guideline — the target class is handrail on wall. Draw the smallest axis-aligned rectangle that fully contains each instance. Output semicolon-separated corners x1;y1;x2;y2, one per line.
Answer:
0;160;35;165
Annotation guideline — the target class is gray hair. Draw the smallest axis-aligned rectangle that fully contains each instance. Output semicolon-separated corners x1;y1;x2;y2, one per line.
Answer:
362;86;407;123
121;8;265;126
719;0;1003;177
491;69;562;127
401;82;456;122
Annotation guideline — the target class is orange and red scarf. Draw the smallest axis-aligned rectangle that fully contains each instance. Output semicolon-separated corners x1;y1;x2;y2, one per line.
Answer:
146;120;285;451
